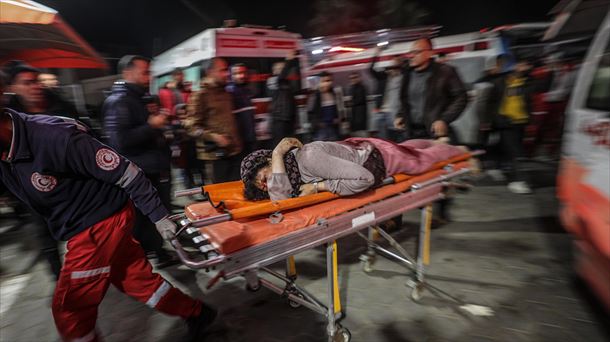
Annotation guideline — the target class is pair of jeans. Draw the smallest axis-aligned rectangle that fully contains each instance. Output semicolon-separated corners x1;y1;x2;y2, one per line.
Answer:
374;111;393;140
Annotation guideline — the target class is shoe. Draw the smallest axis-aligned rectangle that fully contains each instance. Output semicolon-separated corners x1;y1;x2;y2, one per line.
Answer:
185;304;217;341
507;181;532;194
486;169;506;182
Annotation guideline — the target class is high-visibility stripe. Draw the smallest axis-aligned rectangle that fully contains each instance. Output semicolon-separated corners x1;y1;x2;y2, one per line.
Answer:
70;329;96;342
146;281;171;308
71;266;110;279
115;161;141;188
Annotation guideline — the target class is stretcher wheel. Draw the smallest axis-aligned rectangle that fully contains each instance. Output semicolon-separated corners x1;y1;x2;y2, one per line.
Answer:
332;326;351;342
288;292;305;308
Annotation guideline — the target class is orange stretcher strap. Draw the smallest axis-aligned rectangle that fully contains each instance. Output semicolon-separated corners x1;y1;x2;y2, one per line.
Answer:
197;160;470;255
185;152;473;222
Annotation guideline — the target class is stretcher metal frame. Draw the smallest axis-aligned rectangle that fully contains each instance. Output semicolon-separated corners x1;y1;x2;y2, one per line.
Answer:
169;165;473;342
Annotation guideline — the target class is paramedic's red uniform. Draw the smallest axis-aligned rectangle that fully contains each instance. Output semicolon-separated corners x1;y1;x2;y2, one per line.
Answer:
52;202;201;341
0;111;203;341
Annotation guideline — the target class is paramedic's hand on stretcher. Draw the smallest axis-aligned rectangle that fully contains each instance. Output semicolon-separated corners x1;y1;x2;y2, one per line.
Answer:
155;216;177;240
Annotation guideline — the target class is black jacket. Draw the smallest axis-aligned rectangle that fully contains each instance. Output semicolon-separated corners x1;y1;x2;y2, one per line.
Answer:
271;58;300;122
102;82;170;174
0;110;167;240
399;61;468;131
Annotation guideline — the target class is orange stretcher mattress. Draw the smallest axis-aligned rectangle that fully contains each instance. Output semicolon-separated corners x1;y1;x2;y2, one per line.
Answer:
185;154;472;255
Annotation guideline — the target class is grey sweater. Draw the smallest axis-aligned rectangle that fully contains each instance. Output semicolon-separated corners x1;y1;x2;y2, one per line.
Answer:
267;141;375;201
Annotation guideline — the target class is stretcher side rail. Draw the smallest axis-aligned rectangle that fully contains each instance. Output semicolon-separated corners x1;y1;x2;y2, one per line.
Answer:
169;167;470;273
220;183;445;277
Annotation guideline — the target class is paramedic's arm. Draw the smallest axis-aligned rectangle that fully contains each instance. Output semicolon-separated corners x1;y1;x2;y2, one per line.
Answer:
298;147;375;196
65;132;168;223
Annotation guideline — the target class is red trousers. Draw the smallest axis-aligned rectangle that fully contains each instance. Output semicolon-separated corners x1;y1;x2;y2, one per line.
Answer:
52;202;202;342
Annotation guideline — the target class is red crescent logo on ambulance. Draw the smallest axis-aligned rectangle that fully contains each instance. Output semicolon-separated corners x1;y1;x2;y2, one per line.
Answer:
95;148;120;171
31;173;57;192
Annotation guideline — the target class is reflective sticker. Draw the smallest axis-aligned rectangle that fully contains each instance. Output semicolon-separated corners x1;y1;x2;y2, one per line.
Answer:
31;172;57;192
95;148;120;171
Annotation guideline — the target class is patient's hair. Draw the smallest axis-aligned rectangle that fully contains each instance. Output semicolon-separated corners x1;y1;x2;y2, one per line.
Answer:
243;161;271;201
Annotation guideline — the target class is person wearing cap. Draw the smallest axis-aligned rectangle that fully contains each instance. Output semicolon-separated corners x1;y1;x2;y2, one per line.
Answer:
0;71;216;342
102;55;177;267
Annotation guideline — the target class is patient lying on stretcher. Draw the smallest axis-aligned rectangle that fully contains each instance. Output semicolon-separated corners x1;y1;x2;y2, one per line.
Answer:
240;137;471;201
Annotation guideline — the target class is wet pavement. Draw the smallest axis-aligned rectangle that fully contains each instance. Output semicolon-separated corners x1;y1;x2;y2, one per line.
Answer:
1;161;609;342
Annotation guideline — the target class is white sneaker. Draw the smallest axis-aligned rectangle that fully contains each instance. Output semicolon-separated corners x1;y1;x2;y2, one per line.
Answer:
508;181;533;194
486;169;507;182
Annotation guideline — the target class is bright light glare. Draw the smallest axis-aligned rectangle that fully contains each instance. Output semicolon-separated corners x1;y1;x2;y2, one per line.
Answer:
312;49;324;55
328;46;365;52
377;41;389;47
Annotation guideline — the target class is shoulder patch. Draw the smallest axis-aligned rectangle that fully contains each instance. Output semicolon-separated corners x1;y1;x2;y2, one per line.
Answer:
31;173;58;192
95;148;120;171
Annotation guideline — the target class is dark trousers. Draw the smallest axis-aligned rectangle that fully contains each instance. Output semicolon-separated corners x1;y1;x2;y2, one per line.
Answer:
272;119;296;147
212;154;243;183
132;172;170;256
497;124;527;182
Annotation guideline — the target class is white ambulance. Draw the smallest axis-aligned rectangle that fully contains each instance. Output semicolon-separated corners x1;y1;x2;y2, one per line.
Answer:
553;4;610;310
151;25;308;141
307;25;549;145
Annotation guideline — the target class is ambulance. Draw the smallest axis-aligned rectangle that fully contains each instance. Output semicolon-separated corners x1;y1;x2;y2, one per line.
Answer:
307;24;549;145
151;25;308;141
552;3;610;310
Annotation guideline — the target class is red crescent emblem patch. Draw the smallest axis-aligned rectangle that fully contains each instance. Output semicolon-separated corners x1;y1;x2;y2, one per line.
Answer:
95;148;120;171
31;173;58;192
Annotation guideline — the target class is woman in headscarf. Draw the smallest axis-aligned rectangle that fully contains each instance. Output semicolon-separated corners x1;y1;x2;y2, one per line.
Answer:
240;137;471;201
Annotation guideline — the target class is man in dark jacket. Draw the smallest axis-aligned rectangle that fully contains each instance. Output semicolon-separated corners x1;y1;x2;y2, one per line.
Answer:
396;38;468;223
395;38;468;141
102;55;175;266
0;72;215;342
270;50;301;146
227;63;257;154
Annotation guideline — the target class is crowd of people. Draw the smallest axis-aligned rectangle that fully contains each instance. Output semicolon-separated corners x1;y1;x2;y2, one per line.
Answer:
0;35;577;341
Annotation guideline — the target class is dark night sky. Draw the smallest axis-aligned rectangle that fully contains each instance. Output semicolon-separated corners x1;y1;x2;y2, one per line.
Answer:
37;0;559;59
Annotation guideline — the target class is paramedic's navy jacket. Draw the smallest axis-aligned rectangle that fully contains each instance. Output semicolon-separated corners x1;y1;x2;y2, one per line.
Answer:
0;110;169;241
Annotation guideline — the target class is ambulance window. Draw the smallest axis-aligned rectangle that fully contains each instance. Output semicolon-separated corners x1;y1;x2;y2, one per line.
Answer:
586;41;610;112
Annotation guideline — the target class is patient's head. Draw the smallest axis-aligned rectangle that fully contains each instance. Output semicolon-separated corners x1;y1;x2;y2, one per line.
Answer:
241;149;273;200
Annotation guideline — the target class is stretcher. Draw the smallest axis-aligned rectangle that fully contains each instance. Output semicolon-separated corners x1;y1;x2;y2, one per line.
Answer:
169;152;479;342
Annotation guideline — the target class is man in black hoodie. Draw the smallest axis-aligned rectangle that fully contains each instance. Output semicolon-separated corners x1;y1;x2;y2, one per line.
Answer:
102;55;176;267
